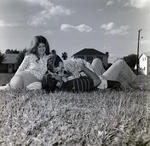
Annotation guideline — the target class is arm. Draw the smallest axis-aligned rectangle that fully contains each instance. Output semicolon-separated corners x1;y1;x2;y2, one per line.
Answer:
64;59;101;86
81;64;101;87
15;55;30;74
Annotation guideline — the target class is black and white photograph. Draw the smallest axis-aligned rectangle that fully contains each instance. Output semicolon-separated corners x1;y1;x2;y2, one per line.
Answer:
0;0;150;145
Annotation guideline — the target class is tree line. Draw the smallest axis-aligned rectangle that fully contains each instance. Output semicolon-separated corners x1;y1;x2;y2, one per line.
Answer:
0;49;138;73
0;49;68;67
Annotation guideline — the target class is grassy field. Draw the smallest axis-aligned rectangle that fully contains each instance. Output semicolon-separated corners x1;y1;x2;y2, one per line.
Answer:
0;74;150;146
0;73;14;86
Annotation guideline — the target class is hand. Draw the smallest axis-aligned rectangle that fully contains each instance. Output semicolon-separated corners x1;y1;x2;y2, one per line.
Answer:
54;66;61;73
79;61;86;71
53;73;61;81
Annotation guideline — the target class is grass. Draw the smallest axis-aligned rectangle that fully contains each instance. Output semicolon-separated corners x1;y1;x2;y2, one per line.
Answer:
0;73;14;86
0;74;150;146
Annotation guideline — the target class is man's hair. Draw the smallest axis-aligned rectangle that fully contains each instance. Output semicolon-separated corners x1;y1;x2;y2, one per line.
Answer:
47;54;55;72
123;54;137;70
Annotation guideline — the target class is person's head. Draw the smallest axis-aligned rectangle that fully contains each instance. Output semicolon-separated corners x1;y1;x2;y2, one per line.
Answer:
123;54;137;70
27;35;50;58
51;49;56;56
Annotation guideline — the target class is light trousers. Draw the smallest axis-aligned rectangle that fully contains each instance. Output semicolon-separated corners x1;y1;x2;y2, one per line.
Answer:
91;58;105;75
91;58;136;84
9;71;40;90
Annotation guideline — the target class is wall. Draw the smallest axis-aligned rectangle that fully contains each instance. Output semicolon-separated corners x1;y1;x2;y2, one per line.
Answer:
139;54;147;75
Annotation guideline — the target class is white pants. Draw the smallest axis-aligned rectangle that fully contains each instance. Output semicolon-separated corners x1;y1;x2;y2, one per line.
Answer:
9;71;40;90
91;59;136;84
91;58;105;76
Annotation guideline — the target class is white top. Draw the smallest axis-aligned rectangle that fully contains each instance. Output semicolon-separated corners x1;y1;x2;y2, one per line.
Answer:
16;54;49;80
64;58;108;89
64;58;94;78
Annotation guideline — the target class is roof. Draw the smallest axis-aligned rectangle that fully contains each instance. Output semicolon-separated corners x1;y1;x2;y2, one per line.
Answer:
139;52;150;58
2;54;19;64
143;52;150;57
72;48;106;56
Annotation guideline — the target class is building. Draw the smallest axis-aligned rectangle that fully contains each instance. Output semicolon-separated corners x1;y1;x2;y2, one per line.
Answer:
72;48;109;68
1;54;19;73
139;52;150;75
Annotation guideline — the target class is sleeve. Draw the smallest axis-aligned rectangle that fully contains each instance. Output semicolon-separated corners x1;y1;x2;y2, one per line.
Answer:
16;55;30;74
65;60;80;78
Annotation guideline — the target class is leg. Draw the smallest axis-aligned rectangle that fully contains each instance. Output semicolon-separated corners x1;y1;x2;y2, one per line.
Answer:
0;75;24;91
91;58;105;76
9;75;24;89
0;84;11;91
1;71;40;91
102;59;136;83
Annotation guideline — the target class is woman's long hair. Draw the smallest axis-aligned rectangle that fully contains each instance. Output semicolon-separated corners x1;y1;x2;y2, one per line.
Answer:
26;35;50;60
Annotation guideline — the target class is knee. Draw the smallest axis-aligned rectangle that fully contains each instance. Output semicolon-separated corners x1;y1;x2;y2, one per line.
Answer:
92;58;102;64
9;75;24;90
114;59;129;70
115;59;125;65
92;58;103;67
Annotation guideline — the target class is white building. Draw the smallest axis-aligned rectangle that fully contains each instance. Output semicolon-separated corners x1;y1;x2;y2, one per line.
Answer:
139;52;150;75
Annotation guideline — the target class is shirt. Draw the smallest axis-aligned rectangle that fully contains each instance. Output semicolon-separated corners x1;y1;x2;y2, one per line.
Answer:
64;58;108;89
64;58;94;78
61;76;94;92
16;54;49;80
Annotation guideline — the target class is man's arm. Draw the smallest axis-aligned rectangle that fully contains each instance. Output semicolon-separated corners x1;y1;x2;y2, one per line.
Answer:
81;63;101;87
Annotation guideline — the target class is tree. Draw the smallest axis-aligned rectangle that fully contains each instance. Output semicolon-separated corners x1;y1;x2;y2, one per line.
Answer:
0;52;5;72
5;49;11;54
62;52;68;60
0;52;5;65
123;54;137;72
13;49;20;54
5;49;19;54
16;48;27;66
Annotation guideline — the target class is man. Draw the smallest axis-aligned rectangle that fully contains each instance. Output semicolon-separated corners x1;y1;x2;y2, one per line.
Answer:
42;58;122;93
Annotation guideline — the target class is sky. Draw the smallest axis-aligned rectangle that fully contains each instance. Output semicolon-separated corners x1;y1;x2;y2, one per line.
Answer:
0;0;150;63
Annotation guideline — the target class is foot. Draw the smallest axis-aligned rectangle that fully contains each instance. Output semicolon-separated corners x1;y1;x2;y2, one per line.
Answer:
0;84;11;91
129;81;143;90
138;83;150;91
107;80;121;90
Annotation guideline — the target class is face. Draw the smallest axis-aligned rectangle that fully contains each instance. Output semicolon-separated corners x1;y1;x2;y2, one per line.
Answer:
37;43;46;56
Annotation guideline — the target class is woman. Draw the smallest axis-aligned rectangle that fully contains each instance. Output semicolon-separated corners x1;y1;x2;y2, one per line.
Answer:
0;35;51;91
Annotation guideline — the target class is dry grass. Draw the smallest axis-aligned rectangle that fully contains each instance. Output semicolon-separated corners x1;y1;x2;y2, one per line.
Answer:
0;90;150;146
0;73;14;86
0;74;150;146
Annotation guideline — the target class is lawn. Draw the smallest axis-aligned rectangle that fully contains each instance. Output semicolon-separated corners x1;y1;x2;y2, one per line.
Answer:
0;73;14;86
0;74;150;146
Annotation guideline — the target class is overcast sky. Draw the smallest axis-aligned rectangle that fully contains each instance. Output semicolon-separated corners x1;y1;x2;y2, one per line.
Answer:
0;0;150;63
